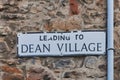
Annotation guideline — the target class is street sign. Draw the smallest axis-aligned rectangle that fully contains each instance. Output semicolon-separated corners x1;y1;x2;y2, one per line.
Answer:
17;31;106;57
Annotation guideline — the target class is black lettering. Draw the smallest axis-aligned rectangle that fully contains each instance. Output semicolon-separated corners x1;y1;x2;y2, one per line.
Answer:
97;43;102;51
65;43;67;52
75;34;84;40
75;43;80;52
88;43;95;51
53;35;57;40
21;44;28;53
48;37;52;41
35;44;42;53
57;43;64;51
79;34;84;40
29;44;34;53
60;35;65;40
81;43;88;51
39;36;43;41
44;35;47;41
39;35;47;41
75;34;78;40
69;43;74;52
43;44;50;52
66;36;70;40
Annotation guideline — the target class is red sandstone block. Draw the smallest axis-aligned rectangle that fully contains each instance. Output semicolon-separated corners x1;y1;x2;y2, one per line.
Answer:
69;0;79;15
1;65;22;74
2;73;23;80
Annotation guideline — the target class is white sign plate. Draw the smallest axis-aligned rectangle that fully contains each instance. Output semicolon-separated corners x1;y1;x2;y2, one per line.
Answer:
17;31;106;57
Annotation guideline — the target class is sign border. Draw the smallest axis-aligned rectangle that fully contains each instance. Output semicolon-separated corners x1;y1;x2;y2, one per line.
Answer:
17;30;106;57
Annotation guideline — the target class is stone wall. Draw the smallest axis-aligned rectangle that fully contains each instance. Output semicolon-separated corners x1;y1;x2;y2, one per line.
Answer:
0;0;119;80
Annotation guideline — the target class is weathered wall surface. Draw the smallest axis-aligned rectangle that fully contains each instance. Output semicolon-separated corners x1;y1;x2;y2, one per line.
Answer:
0;0;119;80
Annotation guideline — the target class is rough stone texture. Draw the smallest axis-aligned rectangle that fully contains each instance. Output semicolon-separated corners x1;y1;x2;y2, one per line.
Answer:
0;0;119;80
84;56;98;69
27;66;56;80
69;0;79;15
2;73;23;80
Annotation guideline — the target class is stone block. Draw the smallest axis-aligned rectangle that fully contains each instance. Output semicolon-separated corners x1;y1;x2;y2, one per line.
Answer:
84;56;98;69
0;41;7;53
62;71;81;79
27;66;56;80
53;59;75;69
83;0;94;4
2;73;24;80
69;0;79;15
4;6;19;13
1;13;26;20
1;65;22;74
